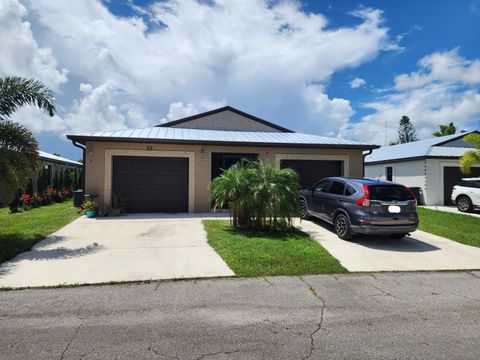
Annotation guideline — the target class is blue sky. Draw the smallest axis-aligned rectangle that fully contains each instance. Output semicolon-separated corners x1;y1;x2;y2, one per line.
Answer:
1;0;479;160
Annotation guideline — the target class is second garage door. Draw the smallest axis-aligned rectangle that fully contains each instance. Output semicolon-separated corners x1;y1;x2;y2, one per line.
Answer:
443;166;480;205
112;156;189;213
280;160;342;188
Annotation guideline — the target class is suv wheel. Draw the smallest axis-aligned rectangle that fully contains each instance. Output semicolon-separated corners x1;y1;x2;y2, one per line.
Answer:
456;196;473;213
334;213;353;240
300;198;310;219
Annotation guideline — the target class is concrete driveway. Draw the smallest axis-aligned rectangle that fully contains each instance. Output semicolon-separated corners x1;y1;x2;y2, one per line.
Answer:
0;214;234;288
298;219;480;272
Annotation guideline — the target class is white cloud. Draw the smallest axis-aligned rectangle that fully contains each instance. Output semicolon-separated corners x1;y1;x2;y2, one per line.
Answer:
164;99;227;122
345;50;480;145
303;85;355;136
394;48;480;90
350;77;366;89
0;0;67;89
2;0;389;137
64;83;128;134
10;106;66;133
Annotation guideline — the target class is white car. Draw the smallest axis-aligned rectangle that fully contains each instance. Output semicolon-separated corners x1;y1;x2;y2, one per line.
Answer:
451;177;480;213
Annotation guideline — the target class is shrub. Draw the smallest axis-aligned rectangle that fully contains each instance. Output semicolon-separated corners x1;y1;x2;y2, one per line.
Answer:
82;199;97;212
8;188;23;213
210;159;300;231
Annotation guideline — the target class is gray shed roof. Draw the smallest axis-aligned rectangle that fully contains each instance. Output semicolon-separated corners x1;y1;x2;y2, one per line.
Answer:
67;127;378;150
365;131;477;164
38;151;83;166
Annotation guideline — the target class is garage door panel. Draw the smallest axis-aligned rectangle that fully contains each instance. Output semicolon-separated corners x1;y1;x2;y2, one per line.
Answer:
112;156;188;213
443;166;480;205
280;160;342;188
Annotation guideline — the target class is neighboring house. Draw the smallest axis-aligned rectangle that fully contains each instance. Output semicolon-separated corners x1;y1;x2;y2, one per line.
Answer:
365;131;480;206
34;151;83;191
67;106;378;213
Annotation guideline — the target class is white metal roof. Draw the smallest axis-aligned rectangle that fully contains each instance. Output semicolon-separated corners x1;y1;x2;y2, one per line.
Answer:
365;131;477;163
38;151;83;166
67;127;376;148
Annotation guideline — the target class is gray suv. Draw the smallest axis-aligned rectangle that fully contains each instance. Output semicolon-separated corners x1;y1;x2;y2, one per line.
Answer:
300;177;419;240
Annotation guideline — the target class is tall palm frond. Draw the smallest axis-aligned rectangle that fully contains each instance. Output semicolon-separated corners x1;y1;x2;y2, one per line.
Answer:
0;76;56;120
460;133;480;174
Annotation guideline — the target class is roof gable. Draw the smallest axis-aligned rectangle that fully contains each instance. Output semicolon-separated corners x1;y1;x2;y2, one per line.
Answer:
157;106;292;133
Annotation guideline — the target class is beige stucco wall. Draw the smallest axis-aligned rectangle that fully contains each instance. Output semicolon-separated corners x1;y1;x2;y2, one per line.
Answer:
85;140;364;212
167;110;283;132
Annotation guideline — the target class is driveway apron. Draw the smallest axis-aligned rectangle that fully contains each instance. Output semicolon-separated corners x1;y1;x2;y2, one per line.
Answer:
0;214;234;288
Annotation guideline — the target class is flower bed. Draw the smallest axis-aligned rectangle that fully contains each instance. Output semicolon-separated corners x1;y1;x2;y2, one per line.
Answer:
17;187;73;211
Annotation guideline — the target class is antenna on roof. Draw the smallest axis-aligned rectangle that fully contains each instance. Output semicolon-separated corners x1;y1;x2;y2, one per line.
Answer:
384;120;387;146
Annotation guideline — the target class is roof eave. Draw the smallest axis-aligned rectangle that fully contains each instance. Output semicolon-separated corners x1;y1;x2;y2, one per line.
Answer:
66;135;379;150
365;155;464;165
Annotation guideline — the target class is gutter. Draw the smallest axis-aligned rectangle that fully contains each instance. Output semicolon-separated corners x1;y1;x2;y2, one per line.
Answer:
66;135;380;151
362;149;374;177
71;140;86;192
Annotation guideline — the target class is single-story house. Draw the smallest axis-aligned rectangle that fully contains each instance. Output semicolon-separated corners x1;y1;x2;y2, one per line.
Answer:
33;151;83;191
365;131;480;205
67;106;378;213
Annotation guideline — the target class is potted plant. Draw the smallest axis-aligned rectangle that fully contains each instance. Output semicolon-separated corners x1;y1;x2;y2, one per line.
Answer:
82;199;98;218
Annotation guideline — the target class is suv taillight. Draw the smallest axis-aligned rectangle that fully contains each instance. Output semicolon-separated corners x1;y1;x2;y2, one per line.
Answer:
406;188;417;208
355;184;370;207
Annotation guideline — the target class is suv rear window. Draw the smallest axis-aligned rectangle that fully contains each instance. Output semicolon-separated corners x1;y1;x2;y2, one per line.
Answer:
368;185;414;201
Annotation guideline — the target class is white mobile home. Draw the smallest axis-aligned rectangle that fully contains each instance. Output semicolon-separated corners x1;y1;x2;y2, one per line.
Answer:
365;132;480;205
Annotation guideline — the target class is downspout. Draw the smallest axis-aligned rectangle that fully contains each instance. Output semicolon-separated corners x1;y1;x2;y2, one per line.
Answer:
72;140;86;192
362;149;373;178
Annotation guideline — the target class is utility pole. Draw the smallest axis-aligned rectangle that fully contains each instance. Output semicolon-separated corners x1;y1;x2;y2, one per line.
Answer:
384;120;387;146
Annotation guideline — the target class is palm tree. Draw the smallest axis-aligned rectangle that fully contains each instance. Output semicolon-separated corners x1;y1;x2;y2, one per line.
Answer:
0;76;55;120
460;133;480;174
0;76;56;206
433;122;457;137
210;159;300;230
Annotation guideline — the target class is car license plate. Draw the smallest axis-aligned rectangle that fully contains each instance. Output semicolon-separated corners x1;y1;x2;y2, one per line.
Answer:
388;205;401;213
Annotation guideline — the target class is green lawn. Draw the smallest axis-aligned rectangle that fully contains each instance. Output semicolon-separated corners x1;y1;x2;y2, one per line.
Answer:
0;200;80;263
418;207;480;248
203;220;346;277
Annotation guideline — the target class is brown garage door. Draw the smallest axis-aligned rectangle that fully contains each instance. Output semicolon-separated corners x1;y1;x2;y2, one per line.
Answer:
280;160;342;188
443;166;480;205
112;156;188;213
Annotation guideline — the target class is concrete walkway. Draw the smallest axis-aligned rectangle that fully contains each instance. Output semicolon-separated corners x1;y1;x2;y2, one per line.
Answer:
422;205;480;218
0;213;234;288
298;219;480;272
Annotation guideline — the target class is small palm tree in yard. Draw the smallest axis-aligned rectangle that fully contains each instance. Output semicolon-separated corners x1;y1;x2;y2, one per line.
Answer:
460;133;480;174
0;76;56;206
210;159;300;231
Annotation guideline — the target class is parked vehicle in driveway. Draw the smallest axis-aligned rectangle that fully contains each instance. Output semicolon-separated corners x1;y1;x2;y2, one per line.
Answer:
300;177;419;240
451;178;480;213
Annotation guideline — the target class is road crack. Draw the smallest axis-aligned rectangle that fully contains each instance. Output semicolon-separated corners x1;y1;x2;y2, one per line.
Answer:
196;349;254;359
468;271;480;280
261;277;274;287
298;277;326;360
59;322;83;360
148;344;179;359
372;285;402;301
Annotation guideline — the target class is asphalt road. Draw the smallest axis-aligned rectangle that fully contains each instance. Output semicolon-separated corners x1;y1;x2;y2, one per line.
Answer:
1;271;479;359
